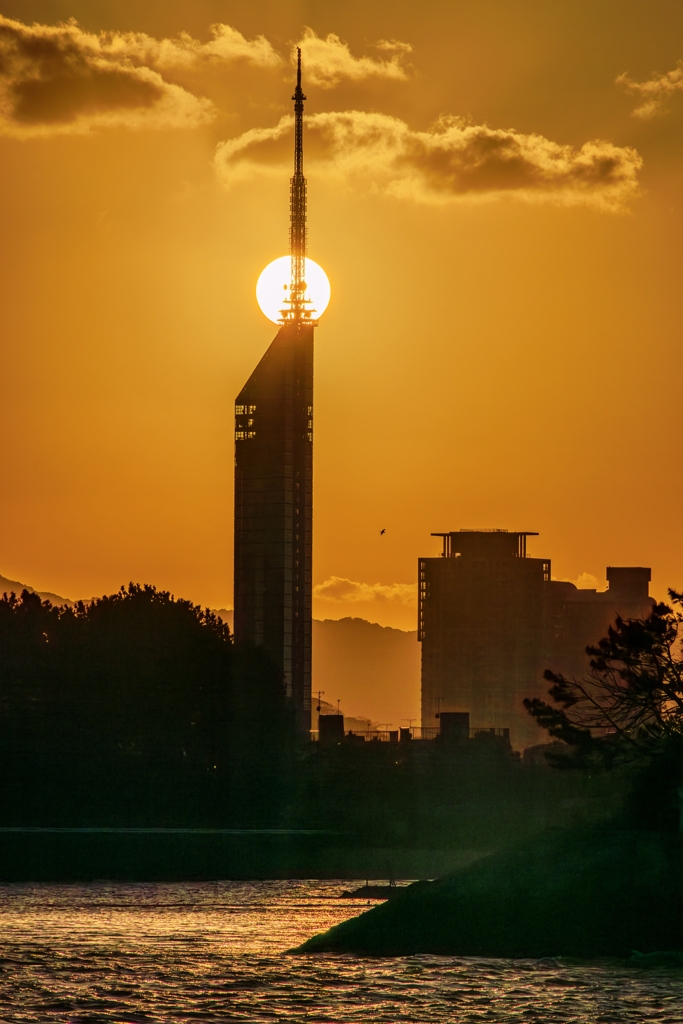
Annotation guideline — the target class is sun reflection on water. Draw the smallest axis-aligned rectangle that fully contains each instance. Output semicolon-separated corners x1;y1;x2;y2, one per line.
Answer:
0;880;680;1022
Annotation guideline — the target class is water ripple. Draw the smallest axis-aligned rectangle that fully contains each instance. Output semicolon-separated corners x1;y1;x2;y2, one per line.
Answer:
0;881;680;1022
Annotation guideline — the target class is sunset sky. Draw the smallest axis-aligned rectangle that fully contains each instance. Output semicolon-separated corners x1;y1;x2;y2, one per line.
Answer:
1;0;683;632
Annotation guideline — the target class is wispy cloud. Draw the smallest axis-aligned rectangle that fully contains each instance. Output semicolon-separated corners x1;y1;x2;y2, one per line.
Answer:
617;63;683;119
313;577;417;606
294;28;411;88
0;16;279;136
215;110;642;210
102;22;280;71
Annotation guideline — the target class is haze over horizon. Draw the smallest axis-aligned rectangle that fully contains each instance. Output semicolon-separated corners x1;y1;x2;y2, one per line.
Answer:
1;0;682;631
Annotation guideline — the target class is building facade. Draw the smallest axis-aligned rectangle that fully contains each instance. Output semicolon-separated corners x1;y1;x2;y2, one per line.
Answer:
419;530;550;749
233;324;313;733
419;529;653;750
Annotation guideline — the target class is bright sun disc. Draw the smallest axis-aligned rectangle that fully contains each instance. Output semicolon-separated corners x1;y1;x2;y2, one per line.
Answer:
256;256;331;325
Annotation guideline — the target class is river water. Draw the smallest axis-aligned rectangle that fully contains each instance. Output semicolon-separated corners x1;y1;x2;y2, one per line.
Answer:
0;880;681;1022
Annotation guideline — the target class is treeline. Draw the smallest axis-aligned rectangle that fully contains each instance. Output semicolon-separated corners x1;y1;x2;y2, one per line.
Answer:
0;585;295;826
0;584;636;848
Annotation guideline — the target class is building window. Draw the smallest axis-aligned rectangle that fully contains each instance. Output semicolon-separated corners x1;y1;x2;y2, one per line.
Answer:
418;560;428;642
236;402;256;440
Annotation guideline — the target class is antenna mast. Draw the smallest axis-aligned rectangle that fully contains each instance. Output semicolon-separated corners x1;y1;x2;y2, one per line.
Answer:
285;48;313;324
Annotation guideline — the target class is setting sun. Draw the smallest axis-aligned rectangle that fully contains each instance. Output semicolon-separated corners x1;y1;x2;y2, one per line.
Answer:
256;255;331;324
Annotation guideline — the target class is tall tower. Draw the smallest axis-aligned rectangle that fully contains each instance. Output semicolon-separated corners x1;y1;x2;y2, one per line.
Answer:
233;51;315;734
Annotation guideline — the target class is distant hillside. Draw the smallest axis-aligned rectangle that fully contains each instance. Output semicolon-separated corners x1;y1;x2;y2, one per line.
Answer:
213;608;233;628
0;573;74;607
313;617;420;727
216;612;420;727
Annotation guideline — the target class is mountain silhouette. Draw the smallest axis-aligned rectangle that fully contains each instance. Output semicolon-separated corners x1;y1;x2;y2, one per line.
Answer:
0;573;74;607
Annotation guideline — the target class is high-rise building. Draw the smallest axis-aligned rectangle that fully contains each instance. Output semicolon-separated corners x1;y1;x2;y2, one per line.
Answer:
233;52;315;734
418;529;654;749
419;530;550;749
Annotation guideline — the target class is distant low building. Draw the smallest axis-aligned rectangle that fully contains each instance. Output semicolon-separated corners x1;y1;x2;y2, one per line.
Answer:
318;714;345;746
543;566;654;681
418;530;654;750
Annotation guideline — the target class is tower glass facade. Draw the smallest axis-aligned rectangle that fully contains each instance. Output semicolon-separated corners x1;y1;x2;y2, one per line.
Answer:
234;324;313;733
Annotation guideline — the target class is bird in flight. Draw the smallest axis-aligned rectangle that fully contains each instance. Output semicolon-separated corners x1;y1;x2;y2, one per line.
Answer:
380;529;386;535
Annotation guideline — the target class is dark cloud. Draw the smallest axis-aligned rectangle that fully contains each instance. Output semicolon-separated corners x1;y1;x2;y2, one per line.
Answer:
0;17;414;136
0;16;281;135
10;63;162;126
215;110;642;211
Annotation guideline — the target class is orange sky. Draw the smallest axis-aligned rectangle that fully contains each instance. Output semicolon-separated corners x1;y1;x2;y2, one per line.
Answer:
1;0;683;633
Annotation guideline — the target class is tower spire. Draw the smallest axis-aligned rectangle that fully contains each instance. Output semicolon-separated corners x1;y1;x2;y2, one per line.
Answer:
286;47;312;323
235;49;315;736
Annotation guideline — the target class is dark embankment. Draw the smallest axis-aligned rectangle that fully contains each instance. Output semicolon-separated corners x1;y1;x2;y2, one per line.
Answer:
295;829;683;958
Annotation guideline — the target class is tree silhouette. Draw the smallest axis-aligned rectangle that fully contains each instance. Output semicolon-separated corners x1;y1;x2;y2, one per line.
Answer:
0;585;295;825
525;590;683;827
